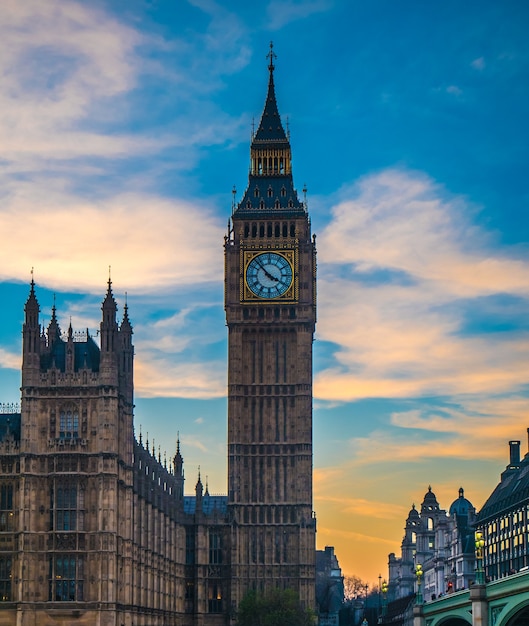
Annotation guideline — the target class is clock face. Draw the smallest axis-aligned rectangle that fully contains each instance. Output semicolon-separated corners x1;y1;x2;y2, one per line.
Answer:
246;252;293;299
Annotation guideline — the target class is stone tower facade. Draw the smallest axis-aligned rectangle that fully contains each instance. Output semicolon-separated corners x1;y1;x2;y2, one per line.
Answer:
2;280;231;626
17;279;136;623
224;45;317;609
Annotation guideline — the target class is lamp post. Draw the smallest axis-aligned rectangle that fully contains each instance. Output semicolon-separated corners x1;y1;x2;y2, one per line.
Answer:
415;564;423;605
475;531;485;585
381;580;388;618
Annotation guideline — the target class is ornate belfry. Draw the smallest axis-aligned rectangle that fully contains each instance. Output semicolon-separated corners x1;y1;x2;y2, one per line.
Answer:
224;44;317;609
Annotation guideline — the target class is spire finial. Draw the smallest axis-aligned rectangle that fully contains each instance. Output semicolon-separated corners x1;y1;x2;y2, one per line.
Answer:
267;41;276;72
232;185;237;214
30;267;34;286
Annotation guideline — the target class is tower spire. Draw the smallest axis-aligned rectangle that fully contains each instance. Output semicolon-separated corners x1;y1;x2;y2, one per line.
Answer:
234;44;303;214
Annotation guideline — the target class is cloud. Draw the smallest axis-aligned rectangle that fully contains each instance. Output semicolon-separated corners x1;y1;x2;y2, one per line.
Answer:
315;168;529;403
471;57;486;71
266;0;331;30
0;349;21;371
135;355;225;399
0;1;143;155
315;493;409;520
446;84;463;96
343;396;528;468
0;188;225;292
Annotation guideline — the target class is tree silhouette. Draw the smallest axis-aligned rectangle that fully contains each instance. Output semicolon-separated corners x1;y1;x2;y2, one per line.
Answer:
236;588;315;626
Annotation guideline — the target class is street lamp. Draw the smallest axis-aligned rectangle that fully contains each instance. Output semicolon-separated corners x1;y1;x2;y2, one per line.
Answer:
415;564;423;605
381;580;388;617
475;531;485;585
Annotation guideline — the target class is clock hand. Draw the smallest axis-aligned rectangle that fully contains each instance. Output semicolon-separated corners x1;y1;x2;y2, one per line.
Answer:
255;260;279;282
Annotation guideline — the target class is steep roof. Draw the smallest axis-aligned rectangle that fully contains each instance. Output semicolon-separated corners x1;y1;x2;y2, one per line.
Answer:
40;333;100;372
477;454;529;522
235;43;305;219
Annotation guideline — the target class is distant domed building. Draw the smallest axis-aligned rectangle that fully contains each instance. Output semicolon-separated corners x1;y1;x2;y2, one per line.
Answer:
387;486;476;608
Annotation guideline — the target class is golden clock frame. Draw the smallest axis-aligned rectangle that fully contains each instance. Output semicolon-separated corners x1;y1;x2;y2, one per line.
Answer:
240;246;298;303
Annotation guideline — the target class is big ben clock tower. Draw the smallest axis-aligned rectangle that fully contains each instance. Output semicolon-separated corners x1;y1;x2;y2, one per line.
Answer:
225;44;316;611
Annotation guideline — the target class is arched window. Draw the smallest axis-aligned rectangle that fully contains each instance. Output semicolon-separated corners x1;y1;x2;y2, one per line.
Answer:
428;518;434;530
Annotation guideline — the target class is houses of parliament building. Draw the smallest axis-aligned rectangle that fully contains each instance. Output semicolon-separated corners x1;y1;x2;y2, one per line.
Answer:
0;48;317;625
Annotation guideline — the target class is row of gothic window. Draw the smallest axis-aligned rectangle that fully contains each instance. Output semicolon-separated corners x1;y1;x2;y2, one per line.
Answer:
244;222;296;238
252;156;287;175
246;199;295;210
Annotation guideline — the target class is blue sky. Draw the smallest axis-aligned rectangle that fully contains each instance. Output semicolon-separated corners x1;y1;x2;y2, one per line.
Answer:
0;0;528;583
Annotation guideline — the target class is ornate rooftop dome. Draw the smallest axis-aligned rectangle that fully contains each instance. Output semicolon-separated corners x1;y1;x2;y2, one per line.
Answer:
449;487;474;517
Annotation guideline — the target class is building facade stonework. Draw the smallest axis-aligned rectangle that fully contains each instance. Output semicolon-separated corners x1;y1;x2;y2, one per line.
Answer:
0;52;316;625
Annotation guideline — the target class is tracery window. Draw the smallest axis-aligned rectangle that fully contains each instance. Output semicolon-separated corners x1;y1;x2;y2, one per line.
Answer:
51;481;84;531
59;406;79;439
209;529;222;564
0;484;14;532
186;527;195;565
208;580;222;613
0;557;11;601
49;555;84;601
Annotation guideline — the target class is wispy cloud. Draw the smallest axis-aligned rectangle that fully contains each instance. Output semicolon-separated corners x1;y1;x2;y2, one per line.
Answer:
0;349;20;371
315;168;529;403
135;356;225;399
0;190;225;292
266;0;332;30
